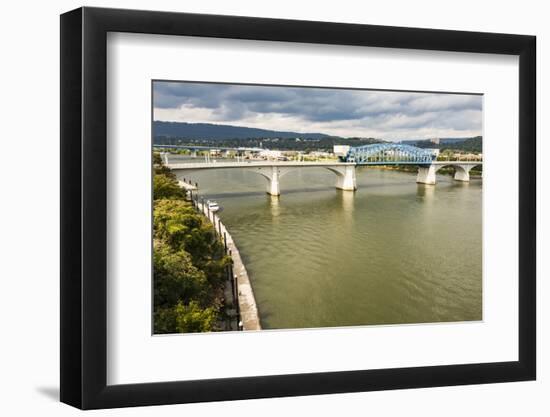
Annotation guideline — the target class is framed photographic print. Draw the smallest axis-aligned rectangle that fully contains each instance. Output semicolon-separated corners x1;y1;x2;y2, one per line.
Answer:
60;7;536;409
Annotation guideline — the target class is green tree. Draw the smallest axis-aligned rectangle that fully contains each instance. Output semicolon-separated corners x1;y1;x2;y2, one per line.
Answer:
153;152;163;165
152;151;231;334
154;301;217;333
153;241;210;308
153;173;185;200
153;199;206;250
153;152;176;177
154;199;230;287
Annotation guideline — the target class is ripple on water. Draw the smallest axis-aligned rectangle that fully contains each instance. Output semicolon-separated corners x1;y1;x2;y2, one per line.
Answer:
204;167;482;329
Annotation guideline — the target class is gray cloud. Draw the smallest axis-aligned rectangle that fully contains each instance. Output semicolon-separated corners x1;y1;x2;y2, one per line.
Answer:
153;81;482;139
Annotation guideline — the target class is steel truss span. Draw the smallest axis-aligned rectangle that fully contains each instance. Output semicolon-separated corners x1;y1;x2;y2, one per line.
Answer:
345;143;436;165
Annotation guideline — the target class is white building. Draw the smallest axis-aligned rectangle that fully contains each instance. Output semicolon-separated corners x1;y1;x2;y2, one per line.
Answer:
259;149;284;160
333;145;350;157
310;151;332;158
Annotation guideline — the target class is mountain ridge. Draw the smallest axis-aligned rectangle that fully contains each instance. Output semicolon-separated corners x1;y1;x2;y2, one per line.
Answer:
153;121;331;141
153;121;481;151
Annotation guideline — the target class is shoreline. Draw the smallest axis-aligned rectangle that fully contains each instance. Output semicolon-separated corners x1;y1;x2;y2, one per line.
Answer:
194;197;262;331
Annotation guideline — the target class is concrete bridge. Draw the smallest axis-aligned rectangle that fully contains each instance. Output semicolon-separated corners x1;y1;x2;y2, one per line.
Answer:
167;161;357;196
166;160;481;196
416;161;481;184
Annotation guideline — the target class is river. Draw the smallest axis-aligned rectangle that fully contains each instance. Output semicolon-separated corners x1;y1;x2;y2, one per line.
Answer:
170;156;482;330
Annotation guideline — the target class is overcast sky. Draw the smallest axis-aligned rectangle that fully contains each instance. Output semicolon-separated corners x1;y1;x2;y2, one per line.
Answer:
153;81;482;141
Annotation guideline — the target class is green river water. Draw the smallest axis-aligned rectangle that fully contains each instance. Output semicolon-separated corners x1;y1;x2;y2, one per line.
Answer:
171;157;482;330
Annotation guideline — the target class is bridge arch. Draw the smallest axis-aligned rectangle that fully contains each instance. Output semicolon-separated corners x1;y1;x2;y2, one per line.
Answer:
470;164;483;178
251;165;356;196
432;163;477;182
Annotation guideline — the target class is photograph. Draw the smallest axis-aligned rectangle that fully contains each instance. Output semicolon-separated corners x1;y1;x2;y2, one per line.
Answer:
51;3;539;412
152;81;483;334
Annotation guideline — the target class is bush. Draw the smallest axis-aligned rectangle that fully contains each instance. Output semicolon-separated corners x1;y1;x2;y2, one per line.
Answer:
153;173;185;200
153;241;210;308
154;301;217;333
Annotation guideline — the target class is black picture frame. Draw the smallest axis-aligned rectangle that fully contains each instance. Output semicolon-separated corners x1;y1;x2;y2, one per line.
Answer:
60;6;536;410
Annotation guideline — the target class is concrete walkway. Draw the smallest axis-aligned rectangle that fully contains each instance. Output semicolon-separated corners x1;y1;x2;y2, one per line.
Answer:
197;201;262;331
177;179;197;191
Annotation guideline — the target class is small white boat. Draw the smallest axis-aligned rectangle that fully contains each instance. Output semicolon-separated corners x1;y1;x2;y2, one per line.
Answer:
206;200;220;212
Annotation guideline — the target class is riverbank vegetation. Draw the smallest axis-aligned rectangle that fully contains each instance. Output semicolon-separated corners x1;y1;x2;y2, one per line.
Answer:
153;152;230;333
410;136;482;153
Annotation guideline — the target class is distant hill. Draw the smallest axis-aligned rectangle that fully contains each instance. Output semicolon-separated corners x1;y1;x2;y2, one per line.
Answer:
400;136;482;152
153;121;331;141
401;137;471;145
439;138;474;144
443;136;482;152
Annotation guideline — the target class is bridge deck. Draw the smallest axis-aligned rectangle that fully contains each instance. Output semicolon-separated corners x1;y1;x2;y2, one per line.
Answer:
167;160;481;170
167;161;356;170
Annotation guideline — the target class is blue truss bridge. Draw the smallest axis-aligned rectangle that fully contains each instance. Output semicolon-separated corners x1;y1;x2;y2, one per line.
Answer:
343;143;435;165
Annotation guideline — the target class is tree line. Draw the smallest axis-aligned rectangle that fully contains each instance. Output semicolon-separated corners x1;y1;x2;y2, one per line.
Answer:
154;135;382;151
413;136;482;153
153;152;231;333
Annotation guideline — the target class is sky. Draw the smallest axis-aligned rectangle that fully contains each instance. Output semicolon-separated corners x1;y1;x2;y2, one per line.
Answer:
153;81;483;141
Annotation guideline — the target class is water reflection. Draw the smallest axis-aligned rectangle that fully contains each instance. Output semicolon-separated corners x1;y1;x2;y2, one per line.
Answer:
416;183;435;201
269;195;281;217
340;190;355;225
